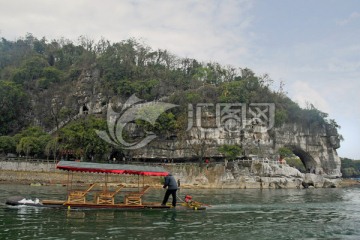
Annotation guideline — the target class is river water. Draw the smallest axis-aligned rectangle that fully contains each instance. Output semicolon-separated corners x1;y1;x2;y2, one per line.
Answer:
1;184;360;240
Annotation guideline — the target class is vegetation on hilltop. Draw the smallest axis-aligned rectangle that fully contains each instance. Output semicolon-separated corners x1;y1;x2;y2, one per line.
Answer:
0;34;342;160
341;158;360;178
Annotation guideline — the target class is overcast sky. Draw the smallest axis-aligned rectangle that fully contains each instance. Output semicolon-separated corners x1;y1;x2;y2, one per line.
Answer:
1;0;359;159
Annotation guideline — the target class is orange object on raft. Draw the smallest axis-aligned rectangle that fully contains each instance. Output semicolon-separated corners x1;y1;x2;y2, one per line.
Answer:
56;160;169;176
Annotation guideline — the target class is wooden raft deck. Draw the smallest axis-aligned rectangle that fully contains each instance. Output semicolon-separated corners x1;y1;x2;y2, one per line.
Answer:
41;199;172;209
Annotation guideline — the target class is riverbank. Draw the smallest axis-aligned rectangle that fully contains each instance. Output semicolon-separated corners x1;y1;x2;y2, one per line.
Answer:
0;169;165;188
0;169;344;189
2;177;358;188
0;160;343;189
339;178;360;188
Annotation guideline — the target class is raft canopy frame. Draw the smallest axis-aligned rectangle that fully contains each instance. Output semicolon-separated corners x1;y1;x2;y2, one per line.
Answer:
56;160;170;176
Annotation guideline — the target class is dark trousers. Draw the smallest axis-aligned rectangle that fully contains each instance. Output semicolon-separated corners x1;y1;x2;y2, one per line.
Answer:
162;189;177;207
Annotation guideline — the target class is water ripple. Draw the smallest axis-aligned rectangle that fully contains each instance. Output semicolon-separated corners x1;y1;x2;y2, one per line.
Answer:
1;185;360;239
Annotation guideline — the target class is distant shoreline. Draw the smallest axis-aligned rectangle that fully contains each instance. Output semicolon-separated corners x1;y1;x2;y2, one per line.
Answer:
1;169;359;189
339;178;360;188
0;160;349;189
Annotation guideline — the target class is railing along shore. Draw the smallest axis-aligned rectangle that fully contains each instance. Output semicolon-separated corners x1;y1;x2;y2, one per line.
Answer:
0;157;286;166
0;157;57;163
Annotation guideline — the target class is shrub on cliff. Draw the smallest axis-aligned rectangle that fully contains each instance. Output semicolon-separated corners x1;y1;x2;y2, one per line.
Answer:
218;144;243;160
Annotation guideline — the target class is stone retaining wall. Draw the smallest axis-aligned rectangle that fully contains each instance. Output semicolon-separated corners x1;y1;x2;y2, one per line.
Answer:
0;160;57;172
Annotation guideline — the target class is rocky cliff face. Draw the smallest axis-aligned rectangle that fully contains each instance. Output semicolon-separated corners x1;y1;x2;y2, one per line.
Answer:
131;121;342;179
35;67;342;185
164;161;341;189
133;102;341;189
31;68;109;132
273;123;341;178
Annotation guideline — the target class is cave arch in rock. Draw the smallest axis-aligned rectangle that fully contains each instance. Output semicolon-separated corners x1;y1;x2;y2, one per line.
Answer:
82;104;89;114
285;145;317;173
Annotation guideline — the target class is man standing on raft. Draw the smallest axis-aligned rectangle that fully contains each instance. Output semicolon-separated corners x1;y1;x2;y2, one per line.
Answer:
161;173;178;207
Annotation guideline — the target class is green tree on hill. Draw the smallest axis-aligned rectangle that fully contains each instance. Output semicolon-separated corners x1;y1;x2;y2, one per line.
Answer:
218;144;243;160
341;158;360;178
14;126;51;159
0;136;16;154
58;116;110;160
0;80;30;135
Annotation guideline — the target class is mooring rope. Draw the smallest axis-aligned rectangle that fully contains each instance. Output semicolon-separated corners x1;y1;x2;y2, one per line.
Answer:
177;194;185;203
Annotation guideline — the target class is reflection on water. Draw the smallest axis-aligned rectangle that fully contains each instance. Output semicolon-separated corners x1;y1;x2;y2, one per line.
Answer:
1;184;360;239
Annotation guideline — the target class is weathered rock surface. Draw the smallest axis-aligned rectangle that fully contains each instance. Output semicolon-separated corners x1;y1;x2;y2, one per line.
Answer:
164;161;341;189
30;67;342;184
273;124;341;178
131;122;342;180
